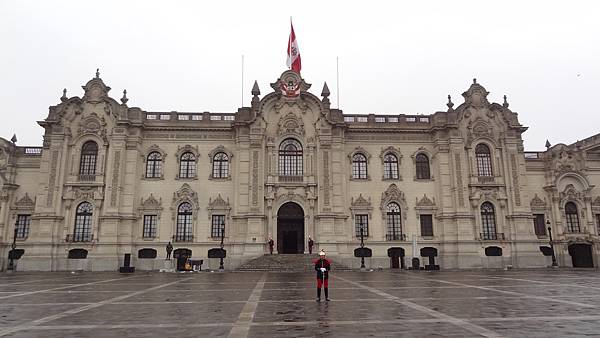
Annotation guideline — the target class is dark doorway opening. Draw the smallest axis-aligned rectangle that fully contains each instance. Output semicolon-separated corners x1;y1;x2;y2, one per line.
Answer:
277;202;304;254
388;247;405;269
173;248;192;271
568;243;594;268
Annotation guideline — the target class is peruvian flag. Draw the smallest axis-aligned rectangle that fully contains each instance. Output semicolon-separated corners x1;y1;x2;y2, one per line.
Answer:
286;21;301;73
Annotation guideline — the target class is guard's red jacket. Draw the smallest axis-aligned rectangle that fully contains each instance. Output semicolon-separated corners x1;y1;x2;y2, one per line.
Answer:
314;258;331;280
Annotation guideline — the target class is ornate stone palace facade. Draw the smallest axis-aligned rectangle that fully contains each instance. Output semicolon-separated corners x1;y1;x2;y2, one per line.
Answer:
1;70;600;271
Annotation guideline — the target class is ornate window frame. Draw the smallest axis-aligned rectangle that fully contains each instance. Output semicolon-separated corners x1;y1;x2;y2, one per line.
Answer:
415;194;437;239
208;145;234;180
141;144;167;180
558;184;587;234
348;147;371;181
380;146;402;181
170;183;199;241
530;193;549;237
207;194;231;240
380;184;408;240
350;194;373;238
411;147;434;181
10;193;35;241
138;194;163;241
174;145;199;180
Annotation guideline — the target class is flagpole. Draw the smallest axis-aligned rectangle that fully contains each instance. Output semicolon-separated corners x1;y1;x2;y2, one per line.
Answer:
241;54;244;107
336;56;340;108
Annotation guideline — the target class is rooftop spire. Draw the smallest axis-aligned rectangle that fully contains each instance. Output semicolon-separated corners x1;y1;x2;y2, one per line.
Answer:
446;94;454;110
503;95;509;108
121;89;129;105
61;88;67;102
545;140;551;149
321;82;330;98
251;80;260;96
96;68;100;78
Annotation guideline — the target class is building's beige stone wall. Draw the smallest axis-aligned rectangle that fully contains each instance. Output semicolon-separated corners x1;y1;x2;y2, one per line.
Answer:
1;70;600;271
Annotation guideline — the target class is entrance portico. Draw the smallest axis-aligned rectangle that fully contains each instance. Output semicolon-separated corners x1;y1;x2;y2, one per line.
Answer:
277;202;305;254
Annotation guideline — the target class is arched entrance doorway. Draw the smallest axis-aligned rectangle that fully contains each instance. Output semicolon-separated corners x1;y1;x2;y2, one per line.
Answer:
568;243;594;268
277;202;305;254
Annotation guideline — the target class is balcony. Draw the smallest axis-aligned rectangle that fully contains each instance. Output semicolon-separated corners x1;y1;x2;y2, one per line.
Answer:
386;233;407;241
480;232;505;241
278;175;303;183
174;234;194;243
477;176;495;184
78;174;96;182
66;234;93;243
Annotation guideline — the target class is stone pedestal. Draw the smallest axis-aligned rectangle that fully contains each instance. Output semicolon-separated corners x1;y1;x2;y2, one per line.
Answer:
159;259;175;272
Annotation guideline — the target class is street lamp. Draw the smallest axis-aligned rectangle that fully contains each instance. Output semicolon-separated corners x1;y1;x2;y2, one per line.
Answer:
546;219;558;267
359;226;366;269
219;220;225;270
7;222;18;271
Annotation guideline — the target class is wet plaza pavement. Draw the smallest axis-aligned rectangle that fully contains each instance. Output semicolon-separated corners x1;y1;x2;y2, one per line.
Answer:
1;270;600;337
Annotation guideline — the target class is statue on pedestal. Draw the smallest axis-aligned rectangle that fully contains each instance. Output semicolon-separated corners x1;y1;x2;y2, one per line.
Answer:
166;241;173;260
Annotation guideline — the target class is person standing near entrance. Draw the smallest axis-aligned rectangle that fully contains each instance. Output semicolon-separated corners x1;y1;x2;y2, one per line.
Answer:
314;249;331;302
268;236;275;255
308;236;314;254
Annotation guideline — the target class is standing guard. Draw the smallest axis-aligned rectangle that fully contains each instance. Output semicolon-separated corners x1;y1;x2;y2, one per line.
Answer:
166;241;173;260
314;249;331;302
308;236;314;254
268;236;275;255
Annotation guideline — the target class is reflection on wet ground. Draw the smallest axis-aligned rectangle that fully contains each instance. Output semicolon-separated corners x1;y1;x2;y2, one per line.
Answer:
1;269;600;337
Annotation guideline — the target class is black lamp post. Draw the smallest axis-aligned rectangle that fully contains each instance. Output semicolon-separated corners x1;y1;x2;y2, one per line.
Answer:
219;221;225;270
359;225;366;269
547;219;558;267
8;223;18;271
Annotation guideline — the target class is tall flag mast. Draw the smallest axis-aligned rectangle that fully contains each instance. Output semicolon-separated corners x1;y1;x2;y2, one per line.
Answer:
286;19;301;73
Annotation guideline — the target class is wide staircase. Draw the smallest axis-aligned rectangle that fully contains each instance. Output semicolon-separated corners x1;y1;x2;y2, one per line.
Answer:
236;254;351;272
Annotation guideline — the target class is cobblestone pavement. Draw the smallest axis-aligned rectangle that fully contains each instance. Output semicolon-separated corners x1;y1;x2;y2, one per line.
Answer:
1;269;600;337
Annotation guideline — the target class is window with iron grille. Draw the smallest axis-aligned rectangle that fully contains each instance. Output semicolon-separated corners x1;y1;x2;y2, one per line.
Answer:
211;215;225;238
420;214;433;237
142;215;157;238
475;144;493;177
279;139;303;176
533;214;546;236
73;202;93;242
355;214;369;237
565;202;580;233
15;214;31;239
175;202;193;241
481;202;497;240
383;154;398;179
146;152;162;178
79;141;98;177
386;203;402;239
416;153;431;179
179;152;196;179
212;152;229;178
352;153;368;179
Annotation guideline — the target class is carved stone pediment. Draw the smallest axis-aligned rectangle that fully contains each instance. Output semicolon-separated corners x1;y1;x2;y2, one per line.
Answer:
592;196;600;207
530;194;547;209
140;194;162;209
416;194;435;207
13;193;35;210
560;184;583;203
82;75;111;104
209;194;230;209
172;183;198;206
381;184;406;209
462;80;490;109
271;70;311;99
78;112;107;138
277;112;305;136
351;194;371;208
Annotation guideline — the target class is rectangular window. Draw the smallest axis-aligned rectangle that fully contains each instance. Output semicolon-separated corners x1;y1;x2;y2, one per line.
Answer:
15;214;31;239
223;115;235;121
596;214;600;235
146;114;157;120
210;115;222;121
533;214;546;236
178;115;189;120
211;215;225;238
375;117;385;123
356;116;368;122
192;115;202;121
344;116;355;122
388;117;399;123
143;215;157;238
354;214;369;237
420;214;433;237
159;114;170;120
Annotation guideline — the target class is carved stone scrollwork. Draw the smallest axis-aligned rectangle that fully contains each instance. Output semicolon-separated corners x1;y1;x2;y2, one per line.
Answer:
277;112;305;136
171;183;199;220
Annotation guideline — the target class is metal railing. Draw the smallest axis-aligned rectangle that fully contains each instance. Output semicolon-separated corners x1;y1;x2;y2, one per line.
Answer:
278;175;303;183
78;174;96;182
480;232;505;240
386;233;407;241
174;234;194;242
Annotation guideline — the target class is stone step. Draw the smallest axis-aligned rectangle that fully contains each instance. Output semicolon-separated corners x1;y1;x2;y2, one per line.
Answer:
237;254;351;272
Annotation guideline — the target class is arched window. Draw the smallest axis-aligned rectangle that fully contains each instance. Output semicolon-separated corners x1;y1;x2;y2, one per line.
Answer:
212;152;229;178
565;202;580;233
146;152;162;178
416;153;431;179
279;139;303;176
386;202;402;240
179;152;196;179
352;153;368;179
175;202;193;242
475;144;493;177
383;154;398;179
79;141;98;180
481;202;497;240
73;202;93;242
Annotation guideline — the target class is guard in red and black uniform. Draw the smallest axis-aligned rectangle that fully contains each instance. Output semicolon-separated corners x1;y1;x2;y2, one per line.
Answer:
314;249;331;302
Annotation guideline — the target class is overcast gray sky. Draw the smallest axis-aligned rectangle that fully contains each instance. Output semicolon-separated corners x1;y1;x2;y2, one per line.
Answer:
1;0;598;150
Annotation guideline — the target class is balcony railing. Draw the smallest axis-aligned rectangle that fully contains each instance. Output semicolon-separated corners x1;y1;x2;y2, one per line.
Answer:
477;176;495;184
78;174;96;182
480;232;505;241
386;233;407;241
278;175;303;183
66;234;93;242
174;234;194;242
